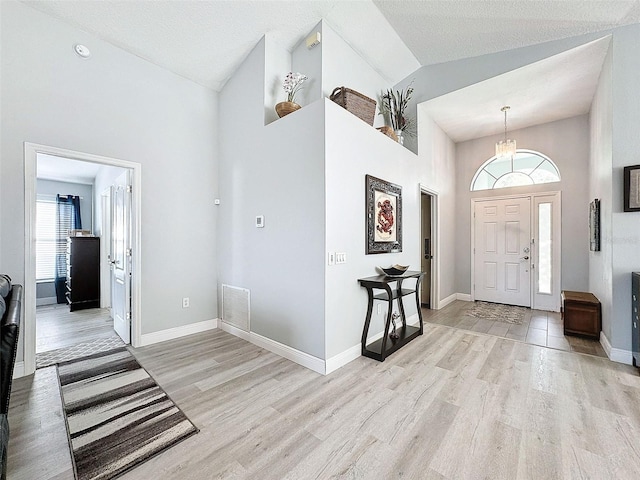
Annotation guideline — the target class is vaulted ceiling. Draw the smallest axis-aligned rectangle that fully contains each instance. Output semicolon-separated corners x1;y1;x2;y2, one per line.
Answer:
21;0;640;143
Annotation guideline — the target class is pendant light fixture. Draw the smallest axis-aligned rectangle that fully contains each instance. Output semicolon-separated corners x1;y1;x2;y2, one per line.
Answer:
495;105;516;158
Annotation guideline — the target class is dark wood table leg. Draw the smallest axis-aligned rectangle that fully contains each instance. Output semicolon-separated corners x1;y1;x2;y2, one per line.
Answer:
361;286;375;356
379;284;394;360
415;275;424;333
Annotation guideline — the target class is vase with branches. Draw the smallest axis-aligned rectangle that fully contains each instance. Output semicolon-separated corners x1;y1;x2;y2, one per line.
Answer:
379;82;415;144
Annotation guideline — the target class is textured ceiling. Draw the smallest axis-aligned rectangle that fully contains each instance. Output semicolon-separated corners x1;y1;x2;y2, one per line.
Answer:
422;37;612;143
22;0;640;92
21;0;420;90
19;0;640;142
374;0;640;66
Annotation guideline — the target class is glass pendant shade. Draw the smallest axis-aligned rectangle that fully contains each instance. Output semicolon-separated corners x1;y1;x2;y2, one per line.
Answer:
495;105;516;158
496;138;516;157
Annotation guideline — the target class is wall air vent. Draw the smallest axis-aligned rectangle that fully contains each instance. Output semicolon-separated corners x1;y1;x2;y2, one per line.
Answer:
221;284;250;332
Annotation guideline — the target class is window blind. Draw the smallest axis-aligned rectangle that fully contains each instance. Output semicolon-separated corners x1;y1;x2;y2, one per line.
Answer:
36;200;56;280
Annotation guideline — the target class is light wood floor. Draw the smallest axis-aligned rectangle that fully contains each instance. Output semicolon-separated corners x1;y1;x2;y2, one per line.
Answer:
8;310;640;479
36;304;117;353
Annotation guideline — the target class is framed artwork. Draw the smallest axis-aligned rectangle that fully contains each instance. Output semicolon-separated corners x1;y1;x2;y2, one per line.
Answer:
624;165;640;212
589;198;600;252
366;174;402;254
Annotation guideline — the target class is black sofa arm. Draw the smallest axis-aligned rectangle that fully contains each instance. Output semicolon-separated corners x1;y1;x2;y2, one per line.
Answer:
1;284;22;416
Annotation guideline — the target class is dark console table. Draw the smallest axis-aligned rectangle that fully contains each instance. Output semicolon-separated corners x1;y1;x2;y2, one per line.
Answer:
358;271;424;361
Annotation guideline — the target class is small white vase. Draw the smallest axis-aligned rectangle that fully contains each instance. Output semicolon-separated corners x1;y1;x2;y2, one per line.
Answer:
395;130;404;146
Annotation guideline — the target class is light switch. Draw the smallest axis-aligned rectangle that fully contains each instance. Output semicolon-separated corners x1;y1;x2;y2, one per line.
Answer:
256;215;264;228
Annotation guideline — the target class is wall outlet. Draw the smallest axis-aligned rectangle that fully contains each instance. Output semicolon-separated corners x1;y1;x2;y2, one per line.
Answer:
182;297;190;308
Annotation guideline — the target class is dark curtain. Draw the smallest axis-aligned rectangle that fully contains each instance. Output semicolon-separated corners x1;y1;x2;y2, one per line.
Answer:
54;195;82;304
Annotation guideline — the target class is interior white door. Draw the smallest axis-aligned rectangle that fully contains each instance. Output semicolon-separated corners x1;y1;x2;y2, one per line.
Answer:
111;171;132;344
474;197;531;307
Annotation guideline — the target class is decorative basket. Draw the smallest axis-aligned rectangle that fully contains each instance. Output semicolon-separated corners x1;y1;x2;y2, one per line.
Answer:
329;87;376;126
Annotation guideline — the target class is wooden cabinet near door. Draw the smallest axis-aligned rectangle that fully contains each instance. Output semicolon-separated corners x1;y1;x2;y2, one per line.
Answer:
66;236;100;312
561;290;601;339
632;273;639;368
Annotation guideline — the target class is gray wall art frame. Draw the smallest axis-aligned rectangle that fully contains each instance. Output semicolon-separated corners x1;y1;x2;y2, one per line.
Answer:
624;165;640;212
366;174;402;254
589;198;600;252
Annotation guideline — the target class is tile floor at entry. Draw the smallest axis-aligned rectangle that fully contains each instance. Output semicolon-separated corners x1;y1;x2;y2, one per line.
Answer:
423;300;607;358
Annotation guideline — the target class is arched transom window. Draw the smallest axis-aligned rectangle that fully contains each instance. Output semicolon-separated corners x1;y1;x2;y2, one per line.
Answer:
470;150;561;191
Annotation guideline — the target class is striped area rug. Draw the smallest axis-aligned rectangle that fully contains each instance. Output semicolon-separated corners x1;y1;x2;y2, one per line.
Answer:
57;347;198;480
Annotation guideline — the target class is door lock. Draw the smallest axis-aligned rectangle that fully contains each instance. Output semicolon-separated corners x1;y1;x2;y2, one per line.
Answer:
521;256;529;260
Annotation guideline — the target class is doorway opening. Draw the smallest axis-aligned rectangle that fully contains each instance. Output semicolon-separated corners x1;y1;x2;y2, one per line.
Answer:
24;143;142;376
420;187;438;309
471;191;561;311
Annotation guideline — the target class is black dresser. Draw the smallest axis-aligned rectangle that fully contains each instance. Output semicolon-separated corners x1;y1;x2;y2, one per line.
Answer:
633;272;640;368
66;236;100;312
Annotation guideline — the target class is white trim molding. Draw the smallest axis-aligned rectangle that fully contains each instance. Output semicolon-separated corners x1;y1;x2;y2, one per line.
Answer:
219;322;325;375
326;344;361;375
325;313;421;374
140;318;218;347
600;331;633;365
439;293;458;309
13;361;25;379
457;293;472;302
419;184;439;310
24;142;143;376
36;297;57;306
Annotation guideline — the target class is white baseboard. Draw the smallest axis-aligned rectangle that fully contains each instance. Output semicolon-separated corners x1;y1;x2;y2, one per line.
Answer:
600;331;633;365
325;313;421;375
219;321;325;375
140;318;218;347
36;297;57;306
326;343;361;375
13;361;25;379
439;293;457;309
438;293;471;309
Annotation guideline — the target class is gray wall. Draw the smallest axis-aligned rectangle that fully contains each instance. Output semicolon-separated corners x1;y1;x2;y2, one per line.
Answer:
218;36;326;359
589;43;614;344
609;24;640;352
455;115;591;296
1;1;219;364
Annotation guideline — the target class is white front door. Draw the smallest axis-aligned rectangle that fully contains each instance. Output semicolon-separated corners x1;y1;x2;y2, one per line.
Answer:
111;171;132;344
473;197;531;307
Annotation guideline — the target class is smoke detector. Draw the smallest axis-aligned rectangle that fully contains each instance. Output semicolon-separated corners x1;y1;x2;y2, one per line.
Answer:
74;44;91;58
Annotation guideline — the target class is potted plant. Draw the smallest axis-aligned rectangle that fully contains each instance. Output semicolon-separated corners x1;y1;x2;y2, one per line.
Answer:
379;82;416;145
276;72;308;118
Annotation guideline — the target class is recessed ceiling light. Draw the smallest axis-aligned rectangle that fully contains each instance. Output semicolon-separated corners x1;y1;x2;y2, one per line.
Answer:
74;44;91;58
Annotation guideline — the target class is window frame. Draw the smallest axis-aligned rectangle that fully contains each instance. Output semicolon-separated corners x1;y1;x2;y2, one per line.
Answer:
470;149;561;192
35;197;57;282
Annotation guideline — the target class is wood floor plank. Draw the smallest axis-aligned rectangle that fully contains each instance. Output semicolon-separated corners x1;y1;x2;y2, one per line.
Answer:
36;305;117;353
